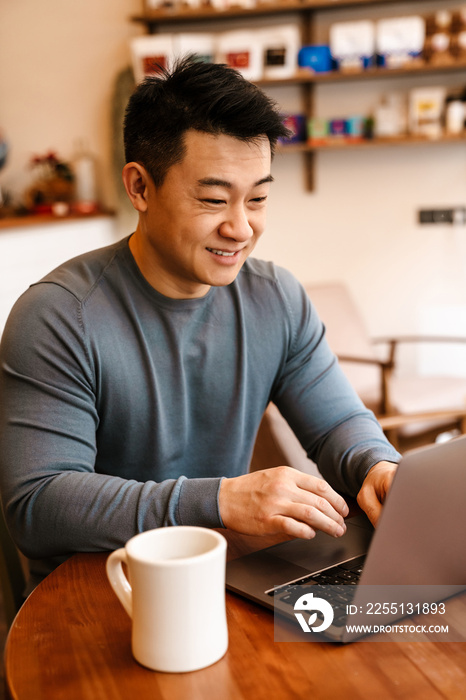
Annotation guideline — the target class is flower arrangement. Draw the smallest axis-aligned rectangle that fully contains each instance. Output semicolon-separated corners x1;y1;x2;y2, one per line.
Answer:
26;150;75;213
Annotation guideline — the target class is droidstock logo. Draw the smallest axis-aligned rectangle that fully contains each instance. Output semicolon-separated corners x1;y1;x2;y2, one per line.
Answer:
294;592;334;633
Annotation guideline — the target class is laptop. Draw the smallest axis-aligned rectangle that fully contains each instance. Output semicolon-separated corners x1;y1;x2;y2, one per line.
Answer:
226;434;466;642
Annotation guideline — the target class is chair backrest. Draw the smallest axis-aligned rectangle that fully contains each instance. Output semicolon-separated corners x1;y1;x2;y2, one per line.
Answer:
0;505;26;628
250;403;322;478
304;282;382;413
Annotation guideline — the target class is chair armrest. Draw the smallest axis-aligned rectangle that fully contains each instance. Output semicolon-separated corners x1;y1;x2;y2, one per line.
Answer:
374;335;466;346
371;336;466;387
378;409;466;432
337;354;393;369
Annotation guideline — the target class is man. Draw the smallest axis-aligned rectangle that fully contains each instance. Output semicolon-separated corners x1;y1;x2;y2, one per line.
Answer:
0;57;399;591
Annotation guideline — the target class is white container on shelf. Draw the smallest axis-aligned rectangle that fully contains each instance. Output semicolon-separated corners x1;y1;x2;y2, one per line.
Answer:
73;141;98;213
224;0;255;8
209;0;228;9
446;100;465;135
329;20;375;70
217;30;263;81
259;24;300;79
373;93;407;137
174;33;216;63
409;87;446;138
130;35;174;84
376;16;425;68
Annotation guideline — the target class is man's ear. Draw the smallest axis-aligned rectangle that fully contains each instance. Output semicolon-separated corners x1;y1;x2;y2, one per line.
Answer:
122;162;151;212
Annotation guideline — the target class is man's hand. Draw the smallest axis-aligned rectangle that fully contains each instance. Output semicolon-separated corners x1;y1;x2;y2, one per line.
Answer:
357;461;398;526
219;467;349;540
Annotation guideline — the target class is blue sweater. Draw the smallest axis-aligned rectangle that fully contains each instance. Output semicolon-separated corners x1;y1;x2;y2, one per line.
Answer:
0;237;399;586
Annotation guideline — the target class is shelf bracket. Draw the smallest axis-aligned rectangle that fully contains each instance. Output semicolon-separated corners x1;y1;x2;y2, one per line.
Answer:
304;150;315;192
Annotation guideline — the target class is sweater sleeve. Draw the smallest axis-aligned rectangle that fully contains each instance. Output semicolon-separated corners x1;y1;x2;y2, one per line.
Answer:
271;269;400;497
0;284;223;564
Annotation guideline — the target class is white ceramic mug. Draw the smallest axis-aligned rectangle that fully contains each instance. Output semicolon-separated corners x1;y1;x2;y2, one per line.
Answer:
106;526;228;673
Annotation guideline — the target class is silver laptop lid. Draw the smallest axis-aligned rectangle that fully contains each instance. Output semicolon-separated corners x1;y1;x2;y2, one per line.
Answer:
359;434;466;587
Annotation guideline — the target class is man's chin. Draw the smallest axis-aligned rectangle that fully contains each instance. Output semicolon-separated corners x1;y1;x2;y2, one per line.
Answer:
207;267;244;288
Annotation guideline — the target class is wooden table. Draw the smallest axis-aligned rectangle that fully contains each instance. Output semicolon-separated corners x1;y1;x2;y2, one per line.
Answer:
5;531;466;700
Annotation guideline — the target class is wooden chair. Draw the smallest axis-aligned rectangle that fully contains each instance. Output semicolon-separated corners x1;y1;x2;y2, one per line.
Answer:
0;505;26;628
305;282;466;447
250;282;466;473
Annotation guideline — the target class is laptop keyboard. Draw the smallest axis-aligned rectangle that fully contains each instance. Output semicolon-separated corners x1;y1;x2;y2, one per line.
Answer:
266;555;366;627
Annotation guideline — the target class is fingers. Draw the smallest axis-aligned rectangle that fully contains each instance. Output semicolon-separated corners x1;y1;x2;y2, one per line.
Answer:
288;500;347;538
357;461;398;527
272;514;317;540
295;471;349;519
263;468;348;538
357;486;382;527
283;471;347;537
219;466;349;540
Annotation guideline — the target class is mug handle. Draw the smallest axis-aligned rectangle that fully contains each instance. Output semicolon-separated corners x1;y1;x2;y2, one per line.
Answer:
106;548;133;618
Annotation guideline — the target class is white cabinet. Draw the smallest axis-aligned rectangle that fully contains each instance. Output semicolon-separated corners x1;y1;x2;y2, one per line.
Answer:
0;215;118;335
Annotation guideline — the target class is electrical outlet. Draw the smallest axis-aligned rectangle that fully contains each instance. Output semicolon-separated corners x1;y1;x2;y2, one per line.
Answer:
418;208;466;225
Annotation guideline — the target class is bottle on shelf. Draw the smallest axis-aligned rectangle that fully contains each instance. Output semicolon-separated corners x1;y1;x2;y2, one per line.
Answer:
373;94;407;138
445;95;465;135
72;140;99;214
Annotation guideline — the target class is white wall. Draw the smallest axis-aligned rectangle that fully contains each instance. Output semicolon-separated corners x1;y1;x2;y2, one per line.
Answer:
1;0;466;376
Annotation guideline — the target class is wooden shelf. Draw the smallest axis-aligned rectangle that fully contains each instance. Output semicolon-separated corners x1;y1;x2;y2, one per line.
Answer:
132;0;463;191
132;0;422;26
255;60;466;87
310;60;466;84
0;211;115;231
279;132;466;153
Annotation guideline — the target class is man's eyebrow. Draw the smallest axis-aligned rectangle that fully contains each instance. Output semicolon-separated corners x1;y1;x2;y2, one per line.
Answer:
197;178;232;188
256;175;274;186
197;175;274;188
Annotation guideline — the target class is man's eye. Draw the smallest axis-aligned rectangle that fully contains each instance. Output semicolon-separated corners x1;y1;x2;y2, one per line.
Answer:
202;198;225;205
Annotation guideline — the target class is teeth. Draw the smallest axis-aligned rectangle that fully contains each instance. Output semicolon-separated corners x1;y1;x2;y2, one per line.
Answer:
207;248;236;257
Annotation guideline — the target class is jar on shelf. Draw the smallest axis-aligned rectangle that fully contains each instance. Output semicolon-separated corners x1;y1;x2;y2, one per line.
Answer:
445;97;465;134
72;140;99;214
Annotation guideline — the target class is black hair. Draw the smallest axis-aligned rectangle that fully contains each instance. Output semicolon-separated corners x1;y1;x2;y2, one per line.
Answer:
123;55;290;187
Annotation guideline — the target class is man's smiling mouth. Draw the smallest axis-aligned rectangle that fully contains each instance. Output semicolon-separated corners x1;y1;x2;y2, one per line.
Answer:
206;248;237;257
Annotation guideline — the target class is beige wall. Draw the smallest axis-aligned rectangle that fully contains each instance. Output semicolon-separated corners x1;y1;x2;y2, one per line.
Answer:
257;0;466;376
1;0;466;375
0;0;143;210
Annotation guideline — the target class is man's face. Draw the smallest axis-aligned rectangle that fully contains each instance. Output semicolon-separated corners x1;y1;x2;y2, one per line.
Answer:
132;129;272;299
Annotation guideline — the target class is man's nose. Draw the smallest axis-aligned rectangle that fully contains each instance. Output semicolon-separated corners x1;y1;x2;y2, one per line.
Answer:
219;207;254;241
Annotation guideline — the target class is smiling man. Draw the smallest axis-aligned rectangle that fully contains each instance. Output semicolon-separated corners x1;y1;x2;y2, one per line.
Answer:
125;130;273;298
0;57;399;591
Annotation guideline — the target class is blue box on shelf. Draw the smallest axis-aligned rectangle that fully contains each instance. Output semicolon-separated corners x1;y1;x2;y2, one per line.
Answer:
346;116;366;138
298;45;333;73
